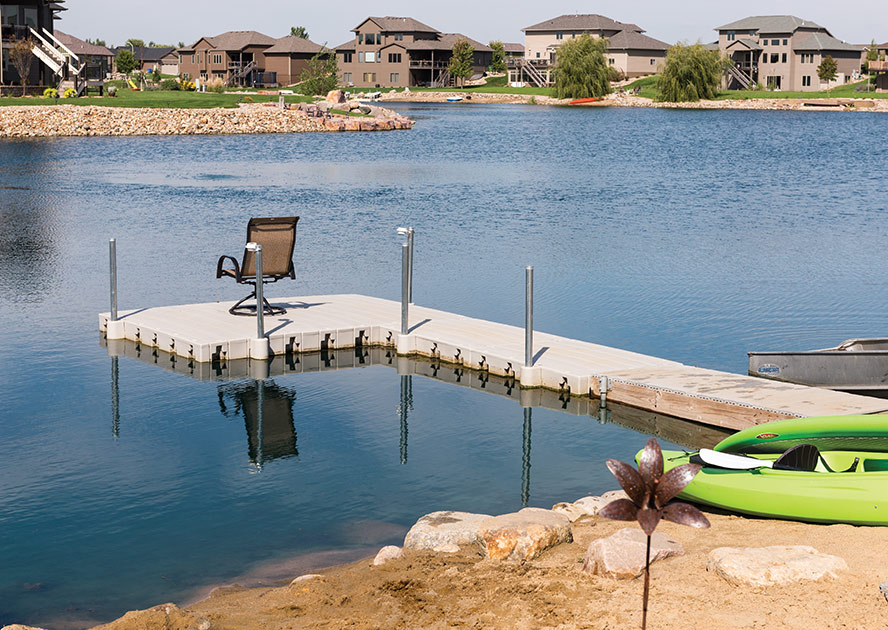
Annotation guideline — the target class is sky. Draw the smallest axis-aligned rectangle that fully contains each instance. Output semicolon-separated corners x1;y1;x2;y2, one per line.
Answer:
59;1;887;48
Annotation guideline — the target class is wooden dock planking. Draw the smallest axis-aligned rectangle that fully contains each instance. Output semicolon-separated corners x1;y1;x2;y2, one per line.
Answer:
99;293;888;429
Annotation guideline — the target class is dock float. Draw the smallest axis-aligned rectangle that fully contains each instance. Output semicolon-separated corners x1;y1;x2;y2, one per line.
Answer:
99;294;888;431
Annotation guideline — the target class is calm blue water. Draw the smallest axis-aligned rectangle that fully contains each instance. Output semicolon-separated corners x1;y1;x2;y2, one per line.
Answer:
2;103;888;627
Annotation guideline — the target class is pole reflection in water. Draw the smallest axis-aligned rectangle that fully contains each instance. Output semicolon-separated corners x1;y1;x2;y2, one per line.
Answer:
111;356;120;439
522;406;532;506
218;379;299;470
398;375;413;464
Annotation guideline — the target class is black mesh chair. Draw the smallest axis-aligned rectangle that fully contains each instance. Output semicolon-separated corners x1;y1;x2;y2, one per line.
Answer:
216;216;299;316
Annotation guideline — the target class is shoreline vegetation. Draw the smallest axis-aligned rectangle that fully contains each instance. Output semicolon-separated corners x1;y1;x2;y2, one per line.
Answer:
12;499;885;629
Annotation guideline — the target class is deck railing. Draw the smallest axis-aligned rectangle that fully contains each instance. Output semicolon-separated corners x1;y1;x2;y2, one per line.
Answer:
408;60;449;69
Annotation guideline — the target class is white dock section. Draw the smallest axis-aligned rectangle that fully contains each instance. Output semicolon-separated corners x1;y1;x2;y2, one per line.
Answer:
99;294;888;430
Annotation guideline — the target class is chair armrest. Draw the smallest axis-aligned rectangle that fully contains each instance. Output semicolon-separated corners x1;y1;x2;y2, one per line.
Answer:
216;255;241;280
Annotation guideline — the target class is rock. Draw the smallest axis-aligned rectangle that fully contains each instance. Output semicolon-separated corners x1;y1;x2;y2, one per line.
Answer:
552;502;587;522
317;101;331;113
583;528;684;579
325;89;345;103
2;625;49;630
572;490;629;517
707;546;848;587
373;545;404;566
90;603;210;630
290;574;323;585
477;507;572;561
880;580;888;602
345;100;362;111
433;543;460;553
358;104;373;115
404;511;492;550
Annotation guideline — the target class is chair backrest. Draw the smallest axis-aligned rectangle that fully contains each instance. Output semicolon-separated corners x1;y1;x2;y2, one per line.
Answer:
241;217;299;278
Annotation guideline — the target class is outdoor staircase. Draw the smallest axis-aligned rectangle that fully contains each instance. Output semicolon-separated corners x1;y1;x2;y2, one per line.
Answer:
228;60;257;86
431;69;451;88
727;64;752;90
28;27;86;95
521;60;547;88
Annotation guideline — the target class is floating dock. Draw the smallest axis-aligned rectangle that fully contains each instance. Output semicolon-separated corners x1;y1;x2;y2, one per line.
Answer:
99;294;888;430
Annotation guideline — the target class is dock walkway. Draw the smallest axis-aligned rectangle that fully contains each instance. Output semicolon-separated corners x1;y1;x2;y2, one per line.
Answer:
99;294;888;430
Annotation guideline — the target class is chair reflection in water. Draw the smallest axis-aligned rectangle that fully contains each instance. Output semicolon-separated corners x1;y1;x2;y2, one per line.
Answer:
215;216;299;316
218;380;298;468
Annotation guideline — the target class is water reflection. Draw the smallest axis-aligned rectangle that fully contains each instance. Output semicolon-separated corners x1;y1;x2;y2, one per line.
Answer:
217;379;298;468
0;195;61;303
397;375;412;465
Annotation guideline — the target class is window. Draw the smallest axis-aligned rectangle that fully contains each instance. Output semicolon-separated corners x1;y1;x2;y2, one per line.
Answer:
343;52;352;63
191;54;195;64
23;6;37;27
196;52;201;63
367;51;376;63
364;33;377;45
761;39;767;46
802;76;811;87
394;33;403;41
358;34;363;44
362;72;376;83
771;39;779;45
200;72;207;80
770;53;778;63
650;58;656;65
608;58;614;65
179;54;184;64
781;53;786;63
801;53;814;63
556;32;564;40
535;51;540;58
213;53;222;65
390;72;399;83
782;39;788;45
727;31;736;41
388;53;402;63
343;72;352;84
1;6;18;26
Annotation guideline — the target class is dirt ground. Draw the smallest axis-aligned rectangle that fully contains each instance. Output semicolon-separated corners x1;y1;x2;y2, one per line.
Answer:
95;510;888;630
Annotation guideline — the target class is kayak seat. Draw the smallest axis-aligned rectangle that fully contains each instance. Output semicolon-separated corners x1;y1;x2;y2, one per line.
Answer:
773;444;859;473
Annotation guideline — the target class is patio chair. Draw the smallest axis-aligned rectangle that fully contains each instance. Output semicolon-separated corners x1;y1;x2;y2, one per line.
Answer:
216;216;299;316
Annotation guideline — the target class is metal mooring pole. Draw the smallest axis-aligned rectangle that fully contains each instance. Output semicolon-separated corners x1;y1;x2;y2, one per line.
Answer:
246;242;265;339
407;227;415;304
401;242;409;334
525;266;533;367
109;239;118;321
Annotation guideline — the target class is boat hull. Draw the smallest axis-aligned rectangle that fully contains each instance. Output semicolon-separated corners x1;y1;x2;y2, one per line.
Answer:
714;414;888;454
658;449;888;526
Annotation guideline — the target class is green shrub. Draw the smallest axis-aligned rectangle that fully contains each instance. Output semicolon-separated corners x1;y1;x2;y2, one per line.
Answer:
43;87;58;98
552;34;611;99
160;78;180;91
62;88;76;98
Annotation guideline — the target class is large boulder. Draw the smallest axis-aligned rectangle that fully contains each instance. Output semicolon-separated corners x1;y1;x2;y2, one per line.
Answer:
325;89;346;104
583;528;684;579
404;511;491;550
90;603;210;630
707;546;848;587
477;507;572;561
373;545;404;566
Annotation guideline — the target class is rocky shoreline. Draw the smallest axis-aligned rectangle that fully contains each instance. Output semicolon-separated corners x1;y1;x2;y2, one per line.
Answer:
0;101;414;138
4;489;886;630
377;89;888;112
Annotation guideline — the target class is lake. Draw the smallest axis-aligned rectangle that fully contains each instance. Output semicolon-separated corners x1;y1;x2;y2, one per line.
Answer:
1;102;887;627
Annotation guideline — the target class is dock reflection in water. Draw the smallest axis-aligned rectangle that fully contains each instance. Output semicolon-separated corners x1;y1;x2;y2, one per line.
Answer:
103;338;731;485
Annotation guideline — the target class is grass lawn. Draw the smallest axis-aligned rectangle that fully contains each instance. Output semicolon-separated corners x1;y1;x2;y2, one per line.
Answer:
624;77;888;101
343;75;554;97
0;89;315;109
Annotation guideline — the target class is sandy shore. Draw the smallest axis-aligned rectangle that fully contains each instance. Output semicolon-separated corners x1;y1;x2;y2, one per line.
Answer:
377;90;888;112
69;508;887;630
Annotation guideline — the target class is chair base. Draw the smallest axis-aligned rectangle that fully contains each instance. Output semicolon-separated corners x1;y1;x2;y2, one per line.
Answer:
229;292;287;317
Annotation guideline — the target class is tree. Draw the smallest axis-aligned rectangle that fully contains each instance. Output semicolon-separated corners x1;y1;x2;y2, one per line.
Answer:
125;38;144;48
489;40;506;73
116;48;137;74
817;55;837;93
9;38;35;96
86;37;107;47
298;48;337;95
867;39;879;62
290;26;309;39
448;38;474;87
657;42;726;102
552;33;611;99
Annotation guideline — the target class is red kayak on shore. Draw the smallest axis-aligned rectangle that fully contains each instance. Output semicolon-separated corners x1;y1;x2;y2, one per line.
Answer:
568;97;600;105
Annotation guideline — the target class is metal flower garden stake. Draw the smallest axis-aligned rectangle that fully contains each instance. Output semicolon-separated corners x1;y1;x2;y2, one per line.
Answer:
599;438;710;630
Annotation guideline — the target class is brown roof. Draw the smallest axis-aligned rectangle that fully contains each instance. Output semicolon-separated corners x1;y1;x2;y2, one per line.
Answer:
503;42;524;53
334;40;356;51
606;30;669;51
264;36;324;55
184;30;277;52
354;16;439;34
406;33;492;52
54;30;114;57
523;14;643;34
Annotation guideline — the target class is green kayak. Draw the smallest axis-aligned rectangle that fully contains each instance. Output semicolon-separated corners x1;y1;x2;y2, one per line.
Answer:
644;415;888;526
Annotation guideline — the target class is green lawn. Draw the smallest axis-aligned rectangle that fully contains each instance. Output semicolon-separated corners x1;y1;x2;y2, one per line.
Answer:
343;75;554;97
0;89;315;109
624;77;888;101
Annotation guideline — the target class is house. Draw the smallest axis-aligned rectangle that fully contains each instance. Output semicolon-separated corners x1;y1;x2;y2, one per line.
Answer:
335;16;492;88
1;0;70;92
177;30;278;86
502;42;524;59
115;45;177;75
868;44;888;90
510;14;669;86
262;35;325;85
55;30;112;79
716;15;863;91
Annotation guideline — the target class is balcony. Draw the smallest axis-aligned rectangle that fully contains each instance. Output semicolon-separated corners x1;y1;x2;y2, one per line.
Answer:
1;24;32;42
869;60;888;72
408;60;449;70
